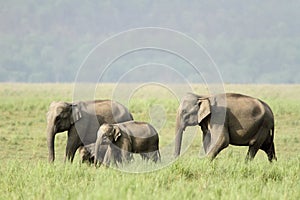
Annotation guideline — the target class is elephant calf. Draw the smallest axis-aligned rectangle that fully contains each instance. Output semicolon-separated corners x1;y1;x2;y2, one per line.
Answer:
78;143;108;164
78;143;95;164
94;121;161;166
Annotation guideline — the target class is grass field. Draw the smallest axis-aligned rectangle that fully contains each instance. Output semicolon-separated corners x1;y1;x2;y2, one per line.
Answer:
0;83;300;199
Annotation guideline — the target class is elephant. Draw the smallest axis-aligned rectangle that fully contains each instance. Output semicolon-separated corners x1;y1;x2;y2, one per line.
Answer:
46;100;133;162
94;121;161;167
78;143;95;164
78;143;108;164
174;93;277;162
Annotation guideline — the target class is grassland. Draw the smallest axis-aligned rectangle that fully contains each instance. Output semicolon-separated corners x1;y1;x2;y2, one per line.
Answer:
0;83;300;199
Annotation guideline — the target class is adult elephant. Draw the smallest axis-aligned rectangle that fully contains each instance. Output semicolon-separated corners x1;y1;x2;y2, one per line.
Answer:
46;100;133;162
174;93;277;162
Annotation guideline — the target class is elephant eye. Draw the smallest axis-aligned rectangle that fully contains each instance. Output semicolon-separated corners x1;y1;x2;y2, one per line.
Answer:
60;111;69;119
55;115;61;122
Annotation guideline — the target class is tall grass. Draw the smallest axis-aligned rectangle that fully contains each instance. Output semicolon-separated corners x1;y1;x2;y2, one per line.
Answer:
0;83;300;199
1;156;299;199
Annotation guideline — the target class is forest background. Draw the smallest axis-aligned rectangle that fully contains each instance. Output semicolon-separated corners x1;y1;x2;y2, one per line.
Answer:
1;1;299;84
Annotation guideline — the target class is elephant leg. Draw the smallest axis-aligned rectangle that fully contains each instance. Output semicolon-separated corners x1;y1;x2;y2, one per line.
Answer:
259;127;277;162
246;145;260;161
202;131;211;154
260;140;277;162
119;143;132;163
201;122;211;154
148;152;155;162
268;142;277;162
116;149;127;167
141;152;153;162
150;151;160;163
102;146;112;166
121;149;132;163
65;129;82;162
140;153;147;160
108;145;123;166
245;127;269;161
206;126;229;160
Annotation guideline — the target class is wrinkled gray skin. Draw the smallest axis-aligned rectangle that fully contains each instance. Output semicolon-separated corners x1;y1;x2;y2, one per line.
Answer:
94;121;160;167
78;143;108;164
174;93;277;162
46;100;133;162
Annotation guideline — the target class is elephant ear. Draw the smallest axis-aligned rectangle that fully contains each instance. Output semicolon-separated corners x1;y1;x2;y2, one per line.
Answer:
197;98;211;123
113;126;122;141
71;103;82;124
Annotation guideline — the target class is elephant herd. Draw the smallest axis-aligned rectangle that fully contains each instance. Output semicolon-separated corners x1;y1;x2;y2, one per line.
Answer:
46;93;277;167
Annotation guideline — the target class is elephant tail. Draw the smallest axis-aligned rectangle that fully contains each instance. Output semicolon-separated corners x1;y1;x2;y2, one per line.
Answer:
270;126;275;145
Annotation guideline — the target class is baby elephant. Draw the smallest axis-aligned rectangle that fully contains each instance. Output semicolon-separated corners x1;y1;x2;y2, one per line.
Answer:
94;121;161;166
78;143;108;164
78;143;95;164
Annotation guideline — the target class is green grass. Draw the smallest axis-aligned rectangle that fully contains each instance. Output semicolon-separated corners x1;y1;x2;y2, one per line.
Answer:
0;83;300;199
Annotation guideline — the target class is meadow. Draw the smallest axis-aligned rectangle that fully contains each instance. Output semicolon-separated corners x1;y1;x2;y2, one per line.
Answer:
0;83;300;199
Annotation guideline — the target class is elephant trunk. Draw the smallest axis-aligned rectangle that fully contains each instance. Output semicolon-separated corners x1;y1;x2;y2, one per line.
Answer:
94;136;103;167
46;123;56;163
174;113;184;157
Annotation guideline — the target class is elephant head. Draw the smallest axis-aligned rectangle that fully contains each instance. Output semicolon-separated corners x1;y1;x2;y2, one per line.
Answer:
46;101;82;162
174;93;211;157
78;143;95;164
78;146;92;164
94;124;124;166
99;124;121;142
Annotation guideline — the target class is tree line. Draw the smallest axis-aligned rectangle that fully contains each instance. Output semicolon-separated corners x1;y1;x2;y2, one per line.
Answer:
1;0;299;83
